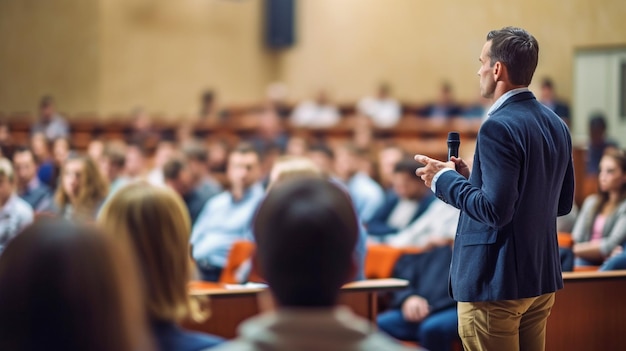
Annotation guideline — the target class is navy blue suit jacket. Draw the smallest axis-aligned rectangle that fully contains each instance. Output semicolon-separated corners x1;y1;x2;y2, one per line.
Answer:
435;91;575;302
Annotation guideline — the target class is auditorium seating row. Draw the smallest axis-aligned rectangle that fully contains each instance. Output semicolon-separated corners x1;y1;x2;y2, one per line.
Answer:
2;111;482;149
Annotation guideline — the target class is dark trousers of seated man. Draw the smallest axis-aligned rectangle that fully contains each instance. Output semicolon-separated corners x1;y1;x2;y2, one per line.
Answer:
378;305;458;351
199;265;223;282
377;246;459;351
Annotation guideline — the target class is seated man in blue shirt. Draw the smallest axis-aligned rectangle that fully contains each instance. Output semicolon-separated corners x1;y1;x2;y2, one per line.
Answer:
334;143;384;223
190;143;265;282
367;159;436;242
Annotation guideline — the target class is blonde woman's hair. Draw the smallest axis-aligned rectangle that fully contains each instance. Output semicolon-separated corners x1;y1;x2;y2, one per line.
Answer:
0;158;15;182
268;156;324;189
55;155;109;219
98;182;207;323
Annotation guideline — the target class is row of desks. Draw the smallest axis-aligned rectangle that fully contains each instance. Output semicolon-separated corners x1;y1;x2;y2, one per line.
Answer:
186;272;626;350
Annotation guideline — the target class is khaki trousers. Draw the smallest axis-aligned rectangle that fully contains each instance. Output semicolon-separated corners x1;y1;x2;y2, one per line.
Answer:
457;292;555;351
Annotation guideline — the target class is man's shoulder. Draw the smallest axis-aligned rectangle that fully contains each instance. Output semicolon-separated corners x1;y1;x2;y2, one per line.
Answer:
350;173;383;193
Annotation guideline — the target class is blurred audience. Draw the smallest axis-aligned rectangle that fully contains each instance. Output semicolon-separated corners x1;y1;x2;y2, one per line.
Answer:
357;83;402;128
191;143;265;281
99;183;223;351
127;107;160;151
367;159;438;241
334;143;384;223
207;138;230;174
268;156;367;281
199;89;221;121
0;158;34;254
52;136;72;170
250;103;289;153
0;219;152;351
212;178;420;351
377;143;405;190
308;143;335;176
418;82;462;119
265;82;291;119
290;90;340;128
572;148;626;267
147;140;176;186
539;77;571;126
284;134;309;157
587;112;619;176
30;132;57;188
164;156;214;225
87;139;105;164
125;142;150;181
378;246;458;351
182;140;222;199
12;147;54;213
0;121;15;160
54;155;108;222
101;141;130;196
31;95;69;141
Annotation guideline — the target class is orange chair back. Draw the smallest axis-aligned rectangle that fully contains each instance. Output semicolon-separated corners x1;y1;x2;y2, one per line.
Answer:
219;241;256;284
557;232;574;248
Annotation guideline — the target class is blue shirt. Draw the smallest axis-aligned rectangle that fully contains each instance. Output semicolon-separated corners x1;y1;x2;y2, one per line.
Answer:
191;183;265;269
0;194;34;254
345;172;385;223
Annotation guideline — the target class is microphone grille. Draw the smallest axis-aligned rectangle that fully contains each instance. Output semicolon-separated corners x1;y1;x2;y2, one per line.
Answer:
447;131;460;142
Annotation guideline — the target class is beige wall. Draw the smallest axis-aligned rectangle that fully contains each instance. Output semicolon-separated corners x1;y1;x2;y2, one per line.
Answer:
98;0;275;116
281;0;626;104
0;0;100;116
0;0;625;116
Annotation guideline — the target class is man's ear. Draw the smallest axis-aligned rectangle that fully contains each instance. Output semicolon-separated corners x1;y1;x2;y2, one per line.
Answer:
493;61;502;81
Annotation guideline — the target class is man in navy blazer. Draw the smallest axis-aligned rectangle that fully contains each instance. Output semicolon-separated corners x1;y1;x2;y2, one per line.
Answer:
416;27;575;351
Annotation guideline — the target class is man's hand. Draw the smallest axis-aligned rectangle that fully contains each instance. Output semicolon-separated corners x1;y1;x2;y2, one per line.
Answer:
414;155;455;188
450;156;471;180
401;295;431;322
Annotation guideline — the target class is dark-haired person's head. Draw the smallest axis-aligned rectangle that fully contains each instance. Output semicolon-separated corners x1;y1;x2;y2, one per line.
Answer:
392;159;429;200
308;143;334;174
253;178;358;308
485;27;539;87
163;156;194;196
541;77;555;101
39;95;56;122
182;140;210;182
334;143;368;181
12;147;38;189
589;112;608;145
0;219;150;351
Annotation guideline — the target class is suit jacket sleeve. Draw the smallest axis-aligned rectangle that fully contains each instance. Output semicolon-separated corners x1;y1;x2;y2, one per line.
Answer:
437;118;520;228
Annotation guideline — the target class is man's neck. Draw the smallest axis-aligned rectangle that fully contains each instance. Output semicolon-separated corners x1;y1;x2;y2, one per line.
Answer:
231;185;252;202
492;82;527;102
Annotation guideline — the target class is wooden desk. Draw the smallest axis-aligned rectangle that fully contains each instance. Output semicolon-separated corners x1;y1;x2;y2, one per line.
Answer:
184;278;408;339
546;270;626;350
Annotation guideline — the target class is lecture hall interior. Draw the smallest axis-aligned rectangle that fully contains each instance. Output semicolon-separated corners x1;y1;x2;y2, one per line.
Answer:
0;1;625;351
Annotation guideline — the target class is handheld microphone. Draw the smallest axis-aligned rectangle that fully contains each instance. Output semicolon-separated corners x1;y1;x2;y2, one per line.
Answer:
447;132;460;161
